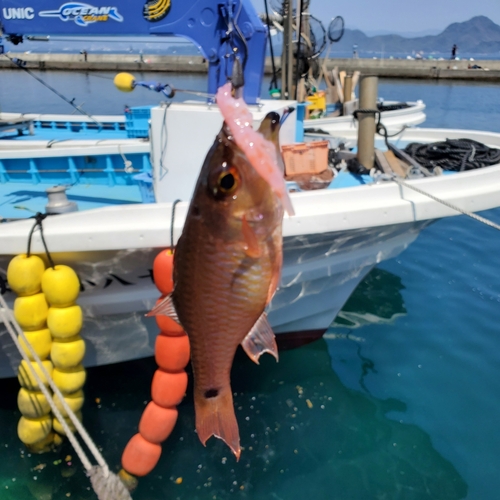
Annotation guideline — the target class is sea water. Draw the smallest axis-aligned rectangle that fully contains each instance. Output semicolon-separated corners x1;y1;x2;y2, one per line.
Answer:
1;73;500;500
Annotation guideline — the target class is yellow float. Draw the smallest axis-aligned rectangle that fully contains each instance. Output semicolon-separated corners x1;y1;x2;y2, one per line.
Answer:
52;365;87;394
17;359;53;391
17;414;52;445
7;254;46;296
19;328;52;360
53;410;82;436
13;293;49;331
41;265;80;307
53;390;84;417
47;305;83;339
17;388;51;419
51;335;86;369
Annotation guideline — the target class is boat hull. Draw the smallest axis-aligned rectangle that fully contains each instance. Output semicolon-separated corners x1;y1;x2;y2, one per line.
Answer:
0;221;427;378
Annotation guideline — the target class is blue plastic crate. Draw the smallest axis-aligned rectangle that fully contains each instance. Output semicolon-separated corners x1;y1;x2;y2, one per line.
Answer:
125;105;154;138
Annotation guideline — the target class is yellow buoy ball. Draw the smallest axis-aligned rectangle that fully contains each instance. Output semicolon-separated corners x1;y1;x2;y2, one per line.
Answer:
27;431;56;454
13;293;48;331
52;365;86;393
114;72;136;92
53;410;82;436
51;335;86;369
19;328;52;361
47;305;83;339
53;390;84;417
18;359;53;391
17;388;51;418
7;254;46;296
17;415;52;445
41;265;80;307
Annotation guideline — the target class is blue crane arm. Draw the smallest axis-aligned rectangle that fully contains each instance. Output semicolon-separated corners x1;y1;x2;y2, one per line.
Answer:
0;0;267;103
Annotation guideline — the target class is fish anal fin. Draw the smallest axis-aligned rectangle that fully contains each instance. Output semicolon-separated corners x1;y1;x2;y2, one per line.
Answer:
195;387;241;460
241;312;279;365
145;294;180;324
242;215;261;259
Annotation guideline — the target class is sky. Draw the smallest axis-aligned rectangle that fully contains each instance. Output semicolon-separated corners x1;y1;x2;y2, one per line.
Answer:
251;0;500;34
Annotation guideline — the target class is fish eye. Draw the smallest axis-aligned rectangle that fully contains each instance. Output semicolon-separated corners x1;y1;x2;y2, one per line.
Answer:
217;167;240;195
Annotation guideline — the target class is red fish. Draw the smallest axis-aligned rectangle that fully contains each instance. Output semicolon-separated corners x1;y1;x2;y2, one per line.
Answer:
150;84;292;459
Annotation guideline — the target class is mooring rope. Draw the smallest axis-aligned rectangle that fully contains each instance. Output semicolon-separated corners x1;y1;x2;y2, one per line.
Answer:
404;138;500;172
0;294;132;500
1;53;103;129
391;176;500;231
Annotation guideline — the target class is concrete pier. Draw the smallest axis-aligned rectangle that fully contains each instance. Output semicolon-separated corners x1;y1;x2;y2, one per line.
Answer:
1;52;500;81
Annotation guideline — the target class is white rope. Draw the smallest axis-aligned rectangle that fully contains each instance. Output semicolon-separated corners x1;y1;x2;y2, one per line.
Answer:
392;176;500;231
0;294;132;500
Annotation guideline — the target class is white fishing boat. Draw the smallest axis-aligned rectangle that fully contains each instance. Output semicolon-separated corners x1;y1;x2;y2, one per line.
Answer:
0;0;496;379
1;94;500;378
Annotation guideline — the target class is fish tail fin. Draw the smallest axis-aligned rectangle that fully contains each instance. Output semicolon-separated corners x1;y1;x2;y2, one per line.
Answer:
194;386;241;460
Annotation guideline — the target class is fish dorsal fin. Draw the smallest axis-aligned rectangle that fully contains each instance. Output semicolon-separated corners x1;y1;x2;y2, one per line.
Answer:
242;215;261;258
145;294;180;324
241;312;279;364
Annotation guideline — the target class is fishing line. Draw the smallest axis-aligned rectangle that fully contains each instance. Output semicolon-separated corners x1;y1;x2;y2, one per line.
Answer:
1;53;103;128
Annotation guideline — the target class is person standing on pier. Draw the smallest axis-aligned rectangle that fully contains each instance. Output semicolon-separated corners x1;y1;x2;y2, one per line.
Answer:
451;44;457;59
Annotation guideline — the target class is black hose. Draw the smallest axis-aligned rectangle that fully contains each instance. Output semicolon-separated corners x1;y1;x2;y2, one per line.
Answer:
404;139;500;172
263;0;278;90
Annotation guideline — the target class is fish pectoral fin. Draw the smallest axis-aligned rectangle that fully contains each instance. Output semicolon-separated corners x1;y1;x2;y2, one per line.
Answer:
145;294;180;323
241;215;261;259
241;312;279;365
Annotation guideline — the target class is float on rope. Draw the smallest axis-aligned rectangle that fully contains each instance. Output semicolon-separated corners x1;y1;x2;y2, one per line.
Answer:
8;254;55;452
43;264;86;437
120;248;190;482
7;255;87;450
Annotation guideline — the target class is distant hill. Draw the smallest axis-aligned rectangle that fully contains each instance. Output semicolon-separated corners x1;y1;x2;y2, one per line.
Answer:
332;16;500;55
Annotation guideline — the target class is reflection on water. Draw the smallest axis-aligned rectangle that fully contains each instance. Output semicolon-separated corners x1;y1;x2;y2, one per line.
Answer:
0;339;466;499
332;268;407;329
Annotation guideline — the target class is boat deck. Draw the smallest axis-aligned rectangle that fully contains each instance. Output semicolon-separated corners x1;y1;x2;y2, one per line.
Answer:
0;183;142;220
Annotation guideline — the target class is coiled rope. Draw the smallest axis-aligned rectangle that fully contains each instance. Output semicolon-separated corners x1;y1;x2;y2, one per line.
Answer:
404;138;500;172
0;294;132;500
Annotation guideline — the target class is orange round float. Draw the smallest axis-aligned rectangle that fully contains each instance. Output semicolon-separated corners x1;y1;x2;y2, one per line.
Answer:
155;333;190;372
121;433;162;477
138;402;178;444
152;249;174;295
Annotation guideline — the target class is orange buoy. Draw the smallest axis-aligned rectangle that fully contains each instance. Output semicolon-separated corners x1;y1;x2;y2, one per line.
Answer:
121;433;162;477
121;247;190;480
155;334;190;372
153;249;174;295
155;312;185;336
139;402;178;444
151;369;188;408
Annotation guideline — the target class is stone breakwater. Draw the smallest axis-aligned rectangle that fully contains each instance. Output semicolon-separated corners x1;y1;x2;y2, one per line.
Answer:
1;53;500;81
